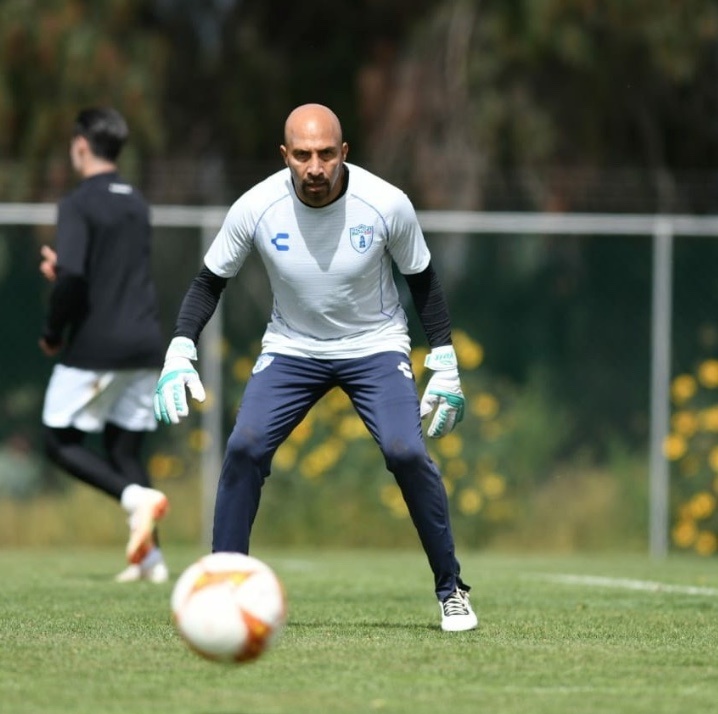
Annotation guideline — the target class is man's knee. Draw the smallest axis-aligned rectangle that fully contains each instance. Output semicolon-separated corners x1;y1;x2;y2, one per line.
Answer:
382;439;427;474
225;425;272;469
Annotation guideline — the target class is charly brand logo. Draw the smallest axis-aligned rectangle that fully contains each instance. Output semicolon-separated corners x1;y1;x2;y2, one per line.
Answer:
252;354;275;374
349;224;373;253
109;183;132;194
271;233;290;251
397;362;413;379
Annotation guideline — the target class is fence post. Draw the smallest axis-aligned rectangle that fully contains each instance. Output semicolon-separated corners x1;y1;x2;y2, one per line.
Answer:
648;218;674;558
199;220;223;548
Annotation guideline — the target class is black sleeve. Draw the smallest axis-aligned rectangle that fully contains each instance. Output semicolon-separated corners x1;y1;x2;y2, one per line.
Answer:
42;269;87;345
173;265;229;343
403;262;453;348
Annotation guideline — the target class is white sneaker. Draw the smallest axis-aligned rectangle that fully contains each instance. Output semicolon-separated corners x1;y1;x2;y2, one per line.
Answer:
142;561;169;584
125;488;169;565
114;551;169;584
115;564;143;583
439;588;478;632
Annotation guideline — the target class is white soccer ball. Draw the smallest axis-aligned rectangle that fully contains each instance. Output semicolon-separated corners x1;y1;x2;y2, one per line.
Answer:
171;552;287;663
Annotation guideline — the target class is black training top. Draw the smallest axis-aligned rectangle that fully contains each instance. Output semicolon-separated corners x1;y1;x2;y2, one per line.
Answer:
42;171;164;370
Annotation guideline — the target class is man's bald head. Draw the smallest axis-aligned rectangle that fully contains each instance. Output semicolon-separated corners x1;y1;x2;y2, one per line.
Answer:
280;104;348;207
283;104;343;147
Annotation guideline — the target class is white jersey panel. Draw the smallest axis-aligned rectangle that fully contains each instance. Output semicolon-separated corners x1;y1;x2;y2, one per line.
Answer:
203;164;431;359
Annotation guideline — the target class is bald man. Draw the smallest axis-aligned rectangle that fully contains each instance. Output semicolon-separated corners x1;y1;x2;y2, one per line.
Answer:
155;104;477;631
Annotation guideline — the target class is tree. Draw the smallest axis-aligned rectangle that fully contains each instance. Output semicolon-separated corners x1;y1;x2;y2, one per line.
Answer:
360;0;718;213
0;0;167;200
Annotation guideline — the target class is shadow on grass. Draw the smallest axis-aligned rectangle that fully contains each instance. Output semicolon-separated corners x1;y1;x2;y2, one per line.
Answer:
288;619;443;632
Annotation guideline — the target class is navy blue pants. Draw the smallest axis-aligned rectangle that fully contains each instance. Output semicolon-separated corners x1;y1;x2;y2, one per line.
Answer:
212;351;468;600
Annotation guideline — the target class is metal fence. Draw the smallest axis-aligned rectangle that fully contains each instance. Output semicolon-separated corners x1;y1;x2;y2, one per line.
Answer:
3;203;718;555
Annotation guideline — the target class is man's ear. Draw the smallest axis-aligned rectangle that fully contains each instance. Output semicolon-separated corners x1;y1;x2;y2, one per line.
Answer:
73;135;90;153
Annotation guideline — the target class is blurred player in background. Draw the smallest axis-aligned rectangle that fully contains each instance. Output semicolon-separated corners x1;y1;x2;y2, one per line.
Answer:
39;107;169;583
154;103;477;631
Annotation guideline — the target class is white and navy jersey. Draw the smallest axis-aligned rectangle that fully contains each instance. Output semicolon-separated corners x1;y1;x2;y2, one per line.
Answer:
204;163;431;359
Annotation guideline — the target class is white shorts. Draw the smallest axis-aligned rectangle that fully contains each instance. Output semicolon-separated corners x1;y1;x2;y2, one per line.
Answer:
42;365;160;433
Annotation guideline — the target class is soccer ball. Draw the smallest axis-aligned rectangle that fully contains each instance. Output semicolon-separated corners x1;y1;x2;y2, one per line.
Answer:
170;552;287;663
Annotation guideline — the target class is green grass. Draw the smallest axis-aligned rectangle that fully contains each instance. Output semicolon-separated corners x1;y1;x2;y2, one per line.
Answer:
1;547;718;714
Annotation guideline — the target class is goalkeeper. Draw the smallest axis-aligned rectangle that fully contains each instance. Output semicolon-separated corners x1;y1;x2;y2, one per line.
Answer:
155;103;477;632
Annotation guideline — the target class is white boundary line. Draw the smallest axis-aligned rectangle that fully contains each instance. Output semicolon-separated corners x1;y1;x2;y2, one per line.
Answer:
540;573;718;597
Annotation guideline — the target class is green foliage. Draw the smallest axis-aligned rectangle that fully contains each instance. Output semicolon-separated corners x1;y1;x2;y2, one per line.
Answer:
368;0;718;207
2;0;717;203
0;0;167;197
159;328;641;552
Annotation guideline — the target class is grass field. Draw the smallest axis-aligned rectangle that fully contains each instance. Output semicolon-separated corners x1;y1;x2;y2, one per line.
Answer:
1;547;717;714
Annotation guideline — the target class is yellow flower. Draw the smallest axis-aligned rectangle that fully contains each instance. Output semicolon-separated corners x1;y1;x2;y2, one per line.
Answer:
188;429;211;452
671;375;697;405
458;488;483;515
148;453;183;480
298;458;323;480
471;393;499;420
695;531;717;556
379;484;409;518
410;347;428;381
273;443;297;471
289;414;314;445
232;357;254;382
698;360;718;388
326;388;351;413
299;438;345;480
663;434;687;460
438;432;463;458
689;492;716;520
338;414;370;440
453;330;484;370
479;472;506;499
671;410;698;437
672;519;698;548
699;406;718;432
442;478;455;496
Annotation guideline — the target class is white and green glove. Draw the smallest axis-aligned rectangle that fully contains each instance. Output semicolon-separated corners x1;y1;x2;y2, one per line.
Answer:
420;345;465;438
154;337;206;425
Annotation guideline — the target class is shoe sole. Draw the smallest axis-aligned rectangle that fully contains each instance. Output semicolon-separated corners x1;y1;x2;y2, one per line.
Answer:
441;616;479;632
114;566;142;583
126;495;169;565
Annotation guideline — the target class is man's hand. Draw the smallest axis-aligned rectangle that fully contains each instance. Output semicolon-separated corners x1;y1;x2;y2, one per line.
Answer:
420;345;465;438
154;337;206;425
39;245;57;282
38;336;62;356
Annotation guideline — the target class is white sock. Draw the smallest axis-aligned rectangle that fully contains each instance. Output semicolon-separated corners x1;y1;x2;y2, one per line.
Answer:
120;484;146;513
141;547;164;569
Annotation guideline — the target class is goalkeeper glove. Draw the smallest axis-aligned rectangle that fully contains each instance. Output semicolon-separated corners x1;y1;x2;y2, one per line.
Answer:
154;337;206;425
420;345;465;438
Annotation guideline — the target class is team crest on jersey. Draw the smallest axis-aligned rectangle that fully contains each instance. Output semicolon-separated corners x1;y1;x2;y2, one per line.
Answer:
252;354;275;374
349;224;374;253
